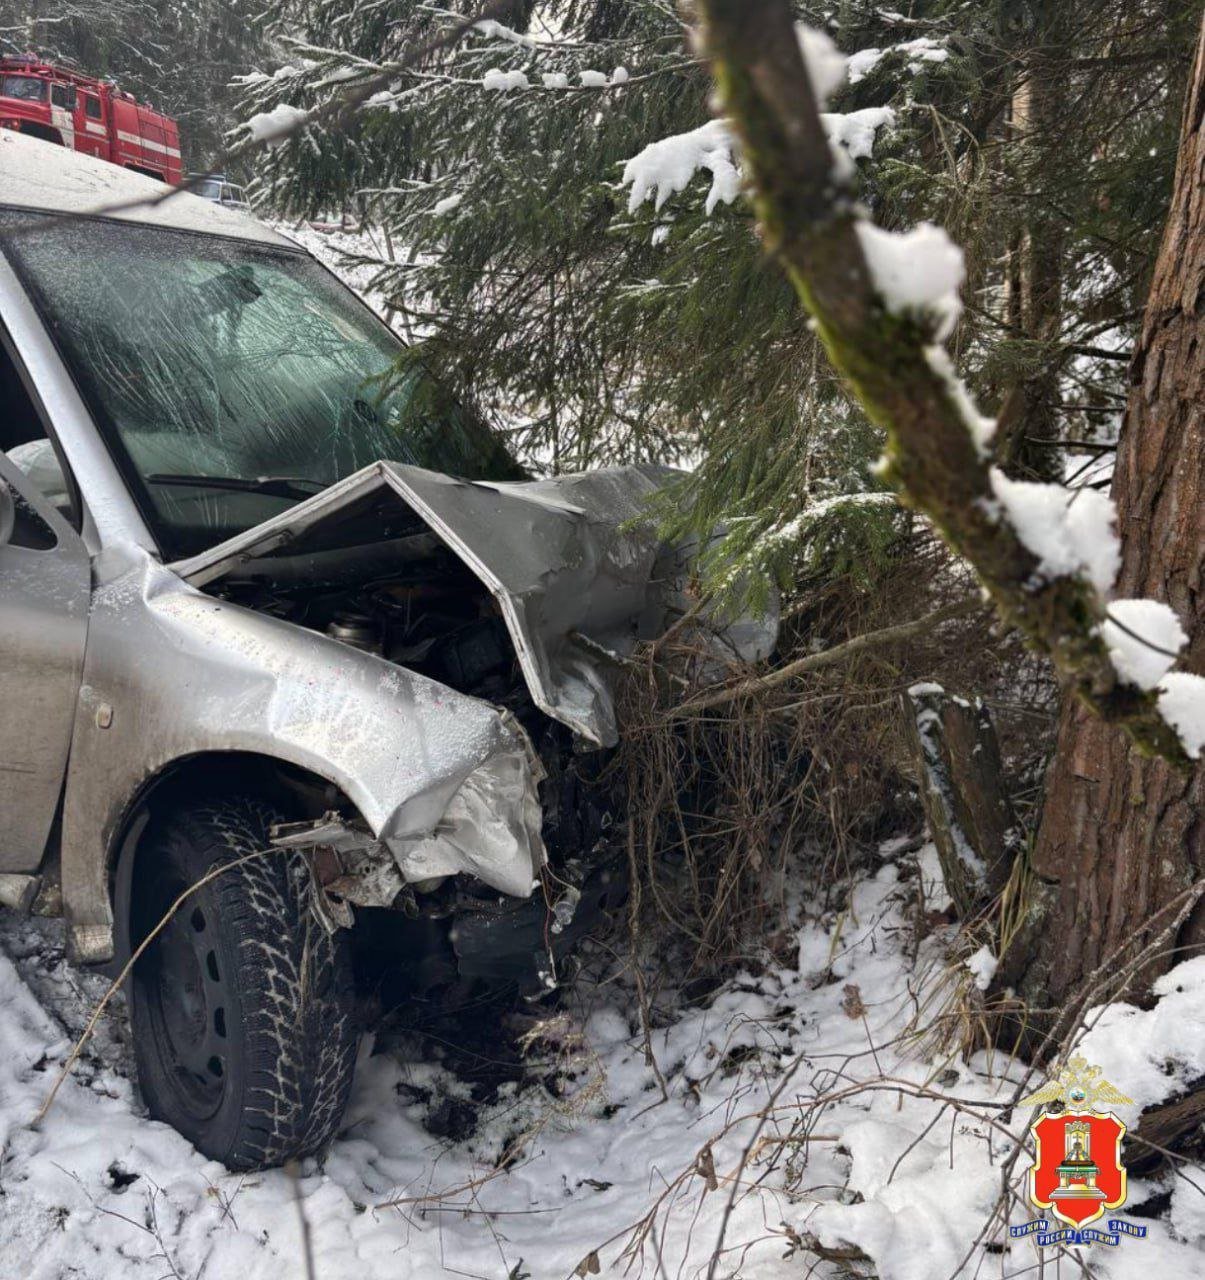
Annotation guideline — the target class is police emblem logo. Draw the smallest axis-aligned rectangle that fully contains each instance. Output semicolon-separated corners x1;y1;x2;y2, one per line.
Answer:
1010;1056;1148;1248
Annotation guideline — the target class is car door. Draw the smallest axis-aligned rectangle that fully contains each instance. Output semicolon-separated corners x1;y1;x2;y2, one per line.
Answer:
0;445;90;874
49;81;77;152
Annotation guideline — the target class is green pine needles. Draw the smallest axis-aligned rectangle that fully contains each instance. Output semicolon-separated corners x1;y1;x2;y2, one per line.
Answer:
235;0;1197;606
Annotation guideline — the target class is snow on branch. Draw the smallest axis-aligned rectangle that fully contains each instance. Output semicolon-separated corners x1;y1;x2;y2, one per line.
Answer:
482;67;529;90
853;222;963;340
472;17;537;49
244;102;309;145
692;0;1203;767
987;469;1120;595
848;37;949;85
622;119;741;215
622;107;895;217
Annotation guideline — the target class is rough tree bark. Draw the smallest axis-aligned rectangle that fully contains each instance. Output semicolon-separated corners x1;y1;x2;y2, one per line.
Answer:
1000;21;1205;1021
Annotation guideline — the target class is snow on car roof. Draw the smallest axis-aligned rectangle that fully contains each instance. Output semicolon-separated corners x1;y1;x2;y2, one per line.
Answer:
0;131;292;248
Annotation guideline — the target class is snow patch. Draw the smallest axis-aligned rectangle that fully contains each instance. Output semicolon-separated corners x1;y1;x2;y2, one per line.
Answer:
924;344;996;453
622;119;741;216
810;1114;1001;1280
541;72;569;89
1100;598;1188;690
908;681;945;697
622;110;893;218
482;68;530;91
761;490;897;548
848;38;950;85
2;852;1201;1279
579;68;609;87
988;469;1120;595
964;945;997;991
1078;954;1205;1112
823;106;896;160
1156;671;1205;759
432;192;464;216
916;839;953;911
474;18;536;48
245;103;308;145
854;220;965;339
795;24;848;105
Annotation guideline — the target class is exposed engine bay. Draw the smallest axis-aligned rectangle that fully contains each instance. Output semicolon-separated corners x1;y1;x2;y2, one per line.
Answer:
166;460;775;999
205;495;626;997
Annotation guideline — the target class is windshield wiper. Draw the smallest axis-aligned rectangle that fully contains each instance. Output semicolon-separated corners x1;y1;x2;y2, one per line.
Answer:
146;474;328;501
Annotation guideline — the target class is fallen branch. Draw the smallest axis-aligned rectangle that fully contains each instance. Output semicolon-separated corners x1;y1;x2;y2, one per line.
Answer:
668;598;978;719
1129;1085;1205;1172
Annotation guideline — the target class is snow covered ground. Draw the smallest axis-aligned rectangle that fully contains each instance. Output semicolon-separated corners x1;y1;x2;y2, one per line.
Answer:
0;843;1201;1279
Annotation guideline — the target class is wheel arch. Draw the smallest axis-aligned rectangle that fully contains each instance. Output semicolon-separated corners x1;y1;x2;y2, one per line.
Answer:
16;121;63;146
108;751;362;970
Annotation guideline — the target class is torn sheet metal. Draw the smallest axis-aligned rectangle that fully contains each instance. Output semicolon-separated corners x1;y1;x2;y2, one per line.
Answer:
387;710;547;898
173;461;677;747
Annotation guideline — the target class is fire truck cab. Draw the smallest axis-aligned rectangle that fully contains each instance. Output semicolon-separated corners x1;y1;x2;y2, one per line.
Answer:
0;56;181;185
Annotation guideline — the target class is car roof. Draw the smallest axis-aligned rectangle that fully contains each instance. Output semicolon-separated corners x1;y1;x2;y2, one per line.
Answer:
0;131;293;248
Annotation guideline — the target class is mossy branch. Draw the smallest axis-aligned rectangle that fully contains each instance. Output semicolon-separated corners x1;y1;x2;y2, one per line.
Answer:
691;0;1190;769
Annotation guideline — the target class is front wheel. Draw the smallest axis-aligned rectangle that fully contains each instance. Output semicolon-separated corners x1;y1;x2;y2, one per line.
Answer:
129;797;358;1170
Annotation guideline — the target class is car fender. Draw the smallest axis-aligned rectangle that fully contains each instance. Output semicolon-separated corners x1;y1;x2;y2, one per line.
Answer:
60;544;545;963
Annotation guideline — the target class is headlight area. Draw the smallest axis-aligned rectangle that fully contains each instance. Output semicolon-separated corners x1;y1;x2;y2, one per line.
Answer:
268;722;627;998
388;723;547;900
270;718;547;918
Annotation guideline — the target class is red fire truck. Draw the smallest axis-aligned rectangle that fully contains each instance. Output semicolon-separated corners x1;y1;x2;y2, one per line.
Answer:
0;55;182;184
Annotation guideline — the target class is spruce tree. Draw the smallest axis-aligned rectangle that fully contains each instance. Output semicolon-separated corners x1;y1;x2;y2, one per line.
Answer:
236;0;1196;603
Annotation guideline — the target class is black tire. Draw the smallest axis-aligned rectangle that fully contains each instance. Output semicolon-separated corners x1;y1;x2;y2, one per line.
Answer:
128;797;358;1170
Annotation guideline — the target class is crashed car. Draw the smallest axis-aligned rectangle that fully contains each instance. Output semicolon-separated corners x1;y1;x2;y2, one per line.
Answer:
0;133;774;1170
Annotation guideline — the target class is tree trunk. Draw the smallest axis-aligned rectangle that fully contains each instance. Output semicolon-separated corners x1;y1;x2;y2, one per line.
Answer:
1000;19;1205;1029
997;43;1067;482
902;686;1019;918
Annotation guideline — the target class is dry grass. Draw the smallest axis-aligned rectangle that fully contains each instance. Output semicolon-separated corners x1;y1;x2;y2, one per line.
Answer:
612;526;1059;983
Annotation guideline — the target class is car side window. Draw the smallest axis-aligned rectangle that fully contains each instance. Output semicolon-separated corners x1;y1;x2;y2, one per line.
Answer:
85;95;102;121
51;83;76;111
0;339;73;544
1;479;57;551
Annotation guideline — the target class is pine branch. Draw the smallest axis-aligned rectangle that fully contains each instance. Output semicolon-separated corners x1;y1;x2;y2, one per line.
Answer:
691;0;1191;769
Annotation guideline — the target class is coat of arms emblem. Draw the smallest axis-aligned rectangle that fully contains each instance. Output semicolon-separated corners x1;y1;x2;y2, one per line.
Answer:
1011;1056;1148;1248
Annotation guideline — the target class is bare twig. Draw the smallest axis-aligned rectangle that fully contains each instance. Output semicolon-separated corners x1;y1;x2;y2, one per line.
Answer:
668;598;979;718
286;1161;317;1280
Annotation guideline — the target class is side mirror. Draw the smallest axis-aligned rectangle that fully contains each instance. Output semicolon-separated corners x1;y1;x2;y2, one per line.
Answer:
0;484;14;549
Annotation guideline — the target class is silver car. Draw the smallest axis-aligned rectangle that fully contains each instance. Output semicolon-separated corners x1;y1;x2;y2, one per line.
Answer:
0;134;774;1169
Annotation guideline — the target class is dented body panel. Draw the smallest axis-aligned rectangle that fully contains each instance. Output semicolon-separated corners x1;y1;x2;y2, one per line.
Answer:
174;460;675;748
61;543;548;961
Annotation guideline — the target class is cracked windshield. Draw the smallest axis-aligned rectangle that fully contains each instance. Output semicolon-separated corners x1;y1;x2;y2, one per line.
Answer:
0;212;518;557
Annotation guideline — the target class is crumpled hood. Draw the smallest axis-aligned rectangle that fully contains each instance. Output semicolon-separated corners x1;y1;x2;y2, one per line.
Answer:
173;461;685;746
